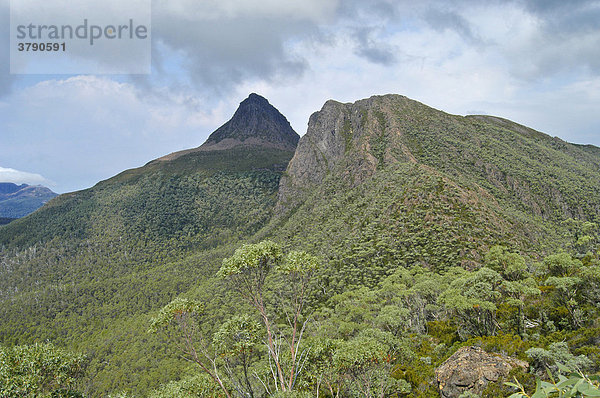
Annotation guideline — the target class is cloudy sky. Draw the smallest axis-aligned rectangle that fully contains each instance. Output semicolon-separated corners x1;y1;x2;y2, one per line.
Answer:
1;0;599;193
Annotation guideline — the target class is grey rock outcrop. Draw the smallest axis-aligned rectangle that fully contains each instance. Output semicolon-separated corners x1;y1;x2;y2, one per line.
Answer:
435;346;528;398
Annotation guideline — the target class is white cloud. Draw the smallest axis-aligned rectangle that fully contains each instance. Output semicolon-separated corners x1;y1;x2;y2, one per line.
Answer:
0;167;50;185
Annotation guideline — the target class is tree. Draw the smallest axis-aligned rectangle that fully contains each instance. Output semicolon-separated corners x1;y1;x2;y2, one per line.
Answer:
213;314;262;398
149;297;232;398
301;336;344;397
376;266;448;335
562;218;599;257
439;247;540;338
543;252;584;328
333;329;411;398
485;246;539;336
148;373;227;398
0;343;86;397
274;250;321;391
438;267;503;338
218;241;320;393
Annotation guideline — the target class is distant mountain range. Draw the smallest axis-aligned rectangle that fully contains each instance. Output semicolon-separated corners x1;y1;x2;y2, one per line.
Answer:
0;182;57;219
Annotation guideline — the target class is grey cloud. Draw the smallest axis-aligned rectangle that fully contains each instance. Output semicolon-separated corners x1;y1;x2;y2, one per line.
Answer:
151;0;408;87
153;13;314;93
151;0;600;89
335;0;405;20
353;27;397;66
516;35;600;79
520;0;600;33
508;0;600;78
408;0;600;79
424;8;483;46
328;0;407;65
519;0;594;16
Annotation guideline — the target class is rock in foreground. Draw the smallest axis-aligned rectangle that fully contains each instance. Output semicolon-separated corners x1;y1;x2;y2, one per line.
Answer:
435;346;528;398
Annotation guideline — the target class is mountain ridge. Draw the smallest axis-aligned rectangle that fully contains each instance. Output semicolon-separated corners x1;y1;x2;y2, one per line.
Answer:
269;94;600;282
277;94;600;223
0;94;298;249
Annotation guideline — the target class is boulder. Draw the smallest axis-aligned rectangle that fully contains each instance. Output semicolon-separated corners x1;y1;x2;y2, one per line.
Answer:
435;346;528;398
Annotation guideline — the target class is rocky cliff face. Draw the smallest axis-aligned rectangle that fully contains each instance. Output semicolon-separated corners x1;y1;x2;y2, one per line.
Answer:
276;94;433;211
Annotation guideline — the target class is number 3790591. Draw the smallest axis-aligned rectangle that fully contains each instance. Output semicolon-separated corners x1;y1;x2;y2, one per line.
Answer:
18;42;66;51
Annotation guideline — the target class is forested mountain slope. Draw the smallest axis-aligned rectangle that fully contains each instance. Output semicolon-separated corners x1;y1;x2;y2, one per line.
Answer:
269;95;600;288
0;94;599;396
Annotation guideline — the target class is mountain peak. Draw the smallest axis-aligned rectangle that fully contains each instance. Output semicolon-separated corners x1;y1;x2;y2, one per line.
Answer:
201;93;299;151
0;182;28;195
245;92;269;104
157;94;300;162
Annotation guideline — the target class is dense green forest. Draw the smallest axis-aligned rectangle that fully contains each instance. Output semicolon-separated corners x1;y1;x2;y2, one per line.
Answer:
0;94;599;397
0;146;295;395
3;239;599;397
141;239;600;398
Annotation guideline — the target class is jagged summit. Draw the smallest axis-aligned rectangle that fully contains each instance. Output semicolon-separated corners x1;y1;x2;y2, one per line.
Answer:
203;93;299;150
159;93;299;161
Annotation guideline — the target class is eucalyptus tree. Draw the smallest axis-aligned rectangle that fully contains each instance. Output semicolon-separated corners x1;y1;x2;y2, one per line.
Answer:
218;241;320;394
0;343;86;397
149;298;233;398
484;246;539;336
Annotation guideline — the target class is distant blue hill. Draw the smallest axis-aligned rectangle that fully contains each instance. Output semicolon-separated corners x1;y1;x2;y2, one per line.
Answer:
0;182;58;218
